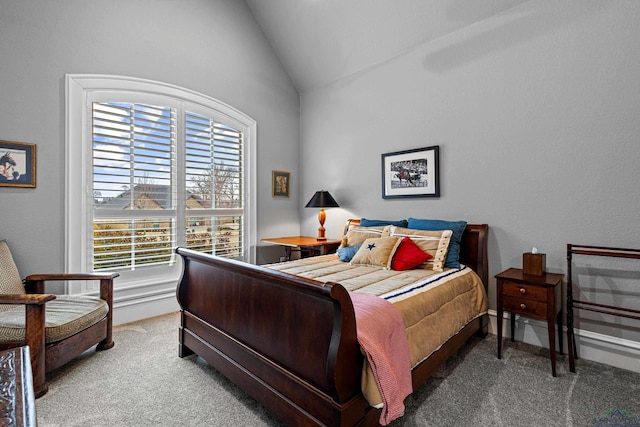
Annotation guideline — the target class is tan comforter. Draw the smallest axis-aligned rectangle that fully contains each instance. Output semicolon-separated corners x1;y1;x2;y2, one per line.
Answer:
266;254;488;406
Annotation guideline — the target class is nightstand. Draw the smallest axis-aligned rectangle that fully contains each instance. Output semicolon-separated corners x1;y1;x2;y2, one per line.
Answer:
261;236;341;260
495;268;564;376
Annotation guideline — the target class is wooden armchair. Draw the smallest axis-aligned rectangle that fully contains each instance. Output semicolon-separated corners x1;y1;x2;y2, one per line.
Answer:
0;240;118;397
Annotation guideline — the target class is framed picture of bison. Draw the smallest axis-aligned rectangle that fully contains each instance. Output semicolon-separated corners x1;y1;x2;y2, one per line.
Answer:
381;145;439;199
0;140;36;188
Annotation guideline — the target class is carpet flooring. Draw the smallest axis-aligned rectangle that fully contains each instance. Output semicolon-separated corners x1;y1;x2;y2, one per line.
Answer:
35;312;640;426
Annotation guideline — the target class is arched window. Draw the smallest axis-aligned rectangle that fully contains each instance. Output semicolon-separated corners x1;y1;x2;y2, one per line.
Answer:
66;75;256;291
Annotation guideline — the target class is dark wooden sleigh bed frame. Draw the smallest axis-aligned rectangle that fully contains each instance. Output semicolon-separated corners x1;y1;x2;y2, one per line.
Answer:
176;223;488;426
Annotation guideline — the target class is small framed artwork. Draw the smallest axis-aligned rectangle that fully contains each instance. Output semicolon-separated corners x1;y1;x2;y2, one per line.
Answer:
381;145;439;199
0;140;36;188
272;170;290;198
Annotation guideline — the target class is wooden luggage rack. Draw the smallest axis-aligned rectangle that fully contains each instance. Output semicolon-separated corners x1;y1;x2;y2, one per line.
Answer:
567;244;640;372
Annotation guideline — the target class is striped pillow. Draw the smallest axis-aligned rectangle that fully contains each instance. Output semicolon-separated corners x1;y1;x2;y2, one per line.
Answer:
340;225;391;248
387;226;452;271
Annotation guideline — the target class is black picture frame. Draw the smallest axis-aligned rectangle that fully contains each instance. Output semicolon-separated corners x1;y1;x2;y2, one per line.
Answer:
0;140;36;188
272;170;290;198
381;145;439;199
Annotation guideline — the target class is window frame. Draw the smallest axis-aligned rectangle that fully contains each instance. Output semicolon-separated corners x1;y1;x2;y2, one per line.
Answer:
65;74;257;292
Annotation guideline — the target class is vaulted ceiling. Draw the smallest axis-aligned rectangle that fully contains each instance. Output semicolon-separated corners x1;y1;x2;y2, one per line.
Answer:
245;0;532;92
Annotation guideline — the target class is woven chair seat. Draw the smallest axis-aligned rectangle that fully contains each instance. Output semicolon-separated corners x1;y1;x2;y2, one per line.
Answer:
0;295;108;344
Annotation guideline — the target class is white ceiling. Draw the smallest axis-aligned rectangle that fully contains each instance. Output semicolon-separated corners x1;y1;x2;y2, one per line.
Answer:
245;0;532;92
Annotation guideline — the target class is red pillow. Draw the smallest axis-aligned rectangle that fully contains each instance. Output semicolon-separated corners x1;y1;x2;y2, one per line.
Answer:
391;236;433;271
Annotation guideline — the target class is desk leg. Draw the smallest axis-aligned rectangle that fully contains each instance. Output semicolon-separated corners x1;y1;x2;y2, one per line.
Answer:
284;247;292;261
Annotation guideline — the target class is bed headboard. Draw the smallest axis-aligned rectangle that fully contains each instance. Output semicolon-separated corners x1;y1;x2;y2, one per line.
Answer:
343;219;489;289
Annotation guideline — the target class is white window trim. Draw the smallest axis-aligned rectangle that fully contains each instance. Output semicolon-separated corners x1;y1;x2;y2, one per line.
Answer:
65;74;257;292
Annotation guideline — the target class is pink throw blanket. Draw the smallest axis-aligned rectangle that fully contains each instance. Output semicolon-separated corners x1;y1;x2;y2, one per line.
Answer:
349;292;413;425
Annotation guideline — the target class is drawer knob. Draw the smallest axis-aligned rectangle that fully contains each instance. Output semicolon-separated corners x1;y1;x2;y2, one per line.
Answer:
519;287;526;294
520;303;527;309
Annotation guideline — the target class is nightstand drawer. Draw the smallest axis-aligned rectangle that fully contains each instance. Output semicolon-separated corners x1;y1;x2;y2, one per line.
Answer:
502;295;547;318
502;281;547;301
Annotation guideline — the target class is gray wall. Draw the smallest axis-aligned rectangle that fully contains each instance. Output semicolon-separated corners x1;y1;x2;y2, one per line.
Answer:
0;0;300;273
299;0;640;339
3;0;640;342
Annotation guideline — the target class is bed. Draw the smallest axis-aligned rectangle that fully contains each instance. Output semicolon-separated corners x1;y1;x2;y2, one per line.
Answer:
176;220;489;426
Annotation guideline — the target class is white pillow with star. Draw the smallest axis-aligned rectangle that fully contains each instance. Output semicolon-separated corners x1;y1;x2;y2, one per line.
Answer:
349;236;401;269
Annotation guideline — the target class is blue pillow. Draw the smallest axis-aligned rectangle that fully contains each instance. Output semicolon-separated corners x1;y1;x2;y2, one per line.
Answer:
407;218;467;269
360;218;408;228
337;244;362;262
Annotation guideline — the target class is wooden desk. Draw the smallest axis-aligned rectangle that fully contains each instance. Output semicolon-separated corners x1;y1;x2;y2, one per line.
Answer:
262;236;341;260
495;268;564;377
0;346;37;427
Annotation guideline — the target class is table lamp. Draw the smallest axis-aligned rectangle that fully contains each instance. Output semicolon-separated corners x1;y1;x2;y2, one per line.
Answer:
305;190;339;240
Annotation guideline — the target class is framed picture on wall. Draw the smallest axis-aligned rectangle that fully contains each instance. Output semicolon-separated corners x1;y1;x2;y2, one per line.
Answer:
272;170;290;198
0;140;36;188
381;145;439;198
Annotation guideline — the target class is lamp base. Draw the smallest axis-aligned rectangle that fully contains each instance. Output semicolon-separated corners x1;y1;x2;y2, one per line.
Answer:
316;209;327;240
316;225;327;241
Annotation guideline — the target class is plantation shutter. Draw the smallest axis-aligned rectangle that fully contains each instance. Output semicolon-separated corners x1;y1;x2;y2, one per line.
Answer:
91;102;177;271
89;101;245;273
184;111;244;258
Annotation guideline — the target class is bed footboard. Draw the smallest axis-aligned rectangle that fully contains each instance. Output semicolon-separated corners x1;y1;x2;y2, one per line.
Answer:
175;248;378;426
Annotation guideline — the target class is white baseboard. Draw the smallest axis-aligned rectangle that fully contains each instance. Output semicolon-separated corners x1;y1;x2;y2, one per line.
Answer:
113;291;180;326
488;309;640;374
110;280;180;326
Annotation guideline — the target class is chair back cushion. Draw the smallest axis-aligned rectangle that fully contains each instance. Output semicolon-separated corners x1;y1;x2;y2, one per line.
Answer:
0;240;26;312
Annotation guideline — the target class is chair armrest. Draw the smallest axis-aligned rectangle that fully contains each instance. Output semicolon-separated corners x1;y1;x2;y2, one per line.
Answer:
0;294;56;305
23;273;119;295
24;273;119;281
0;294;56;398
